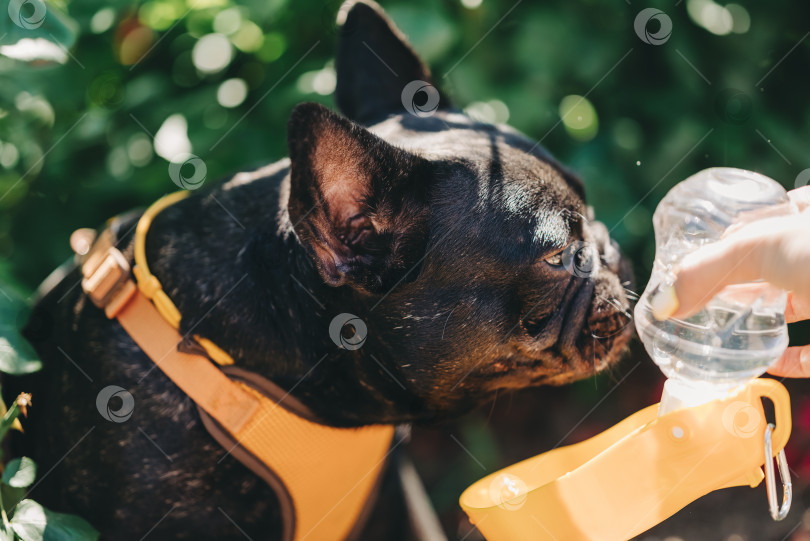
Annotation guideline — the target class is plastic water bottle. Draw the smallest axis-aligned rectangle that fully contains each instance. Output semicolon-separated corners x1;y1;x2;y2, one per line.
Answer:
635;168;798;414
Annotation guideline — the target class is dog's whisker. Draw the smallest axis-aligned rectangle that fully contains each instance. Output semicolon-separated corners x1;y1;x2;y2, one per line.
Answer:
558;207;589;225
571;210;589;224
600;295;633;319
622;287;640;300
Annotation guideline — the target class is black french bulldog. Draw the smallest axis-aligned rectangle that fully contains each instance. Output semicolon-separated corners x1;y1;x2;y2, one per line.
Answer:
15;1;633;539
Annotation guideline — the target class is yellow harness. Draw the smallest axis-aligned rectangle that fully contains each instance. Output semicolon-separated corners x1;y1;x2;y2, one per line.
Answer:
78;191;395;541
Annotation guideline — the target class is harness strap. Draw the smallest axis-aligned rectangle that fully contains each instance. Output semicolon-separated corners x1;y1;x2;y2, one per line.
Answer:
117;291;261;430
131;190;235;366
80;192;396;541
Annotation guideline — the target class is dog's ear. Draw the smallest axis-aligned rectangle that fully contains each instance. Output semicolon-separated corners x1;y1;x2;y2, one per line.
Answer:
334;0;452;124
287;102;431;293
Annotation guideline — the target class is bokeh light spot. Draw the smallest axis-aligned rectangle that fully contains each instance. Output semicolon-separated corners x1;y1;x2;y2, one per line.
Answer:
464;100;509;124
117;25;155;66
190;0;228;9
217;78;248;108
90;8;116;34
0;142;20;169
297;67;336;95
312;68;336;95
15;92;54;126
139;1;182;31
128;133;153;167
687;0;733;36
107;146;131;179
213;7;241;35
559;95;598;141
154;114;191;161
192;33;233;74
726;4;750;34
231;21;264;53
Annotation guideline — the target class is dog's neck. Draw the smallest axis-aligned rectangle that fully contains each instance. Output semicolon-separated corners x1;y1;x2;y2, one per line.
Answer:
144;162;420;426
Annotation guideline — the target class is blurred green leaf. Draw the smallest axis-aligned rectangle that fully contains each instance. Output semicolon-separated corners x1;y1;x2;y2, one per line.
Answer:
0;293;41;375
0;332;41;375
0;0;79;65
11;500;99;541
1;484;26;518
2;458;37;488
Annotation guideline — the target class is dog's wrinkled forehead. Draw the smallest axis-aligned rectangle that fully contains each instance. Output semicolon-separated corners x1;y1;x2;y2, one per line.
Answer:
370;113;587;264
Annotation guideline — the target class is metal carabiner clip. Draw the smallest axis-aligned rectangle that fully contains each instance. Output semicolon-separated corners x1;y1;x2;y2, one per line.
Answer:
764;422;792;521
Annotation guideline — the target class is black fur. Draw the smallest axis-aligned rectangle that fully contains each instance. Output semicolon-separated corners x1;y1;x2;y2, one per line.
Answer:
14;1;633;539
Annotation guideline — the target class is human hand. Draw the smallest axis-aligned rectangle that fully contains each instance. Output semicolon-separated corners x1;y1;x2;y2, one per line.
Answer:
649;185;810;377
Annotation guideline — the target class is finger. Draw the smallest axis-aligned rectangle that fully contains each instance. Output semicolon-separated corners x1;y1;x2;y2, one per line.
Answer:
785;292;810;323
767;345;810;378
789;185;810;212
665;236;767;319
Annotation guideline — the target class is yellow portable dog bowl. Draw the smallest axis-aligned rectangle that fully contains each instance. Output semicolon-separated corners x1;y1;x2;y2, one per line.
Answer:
460;377;791;541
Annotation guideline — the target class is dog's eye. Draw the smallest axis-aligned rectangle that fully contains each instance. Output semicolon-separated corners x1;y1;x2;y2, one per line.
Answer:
544;250;565;267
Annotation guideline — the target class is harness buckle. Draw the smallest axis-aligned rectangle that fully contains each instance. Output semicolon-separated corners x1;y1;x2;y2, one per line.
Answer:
81;243;132;309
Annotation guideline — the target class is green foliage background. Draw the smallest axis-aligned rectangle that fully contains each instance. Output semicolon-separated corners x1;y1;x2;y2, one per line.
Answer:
1;0;809;537
2;0;809;295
